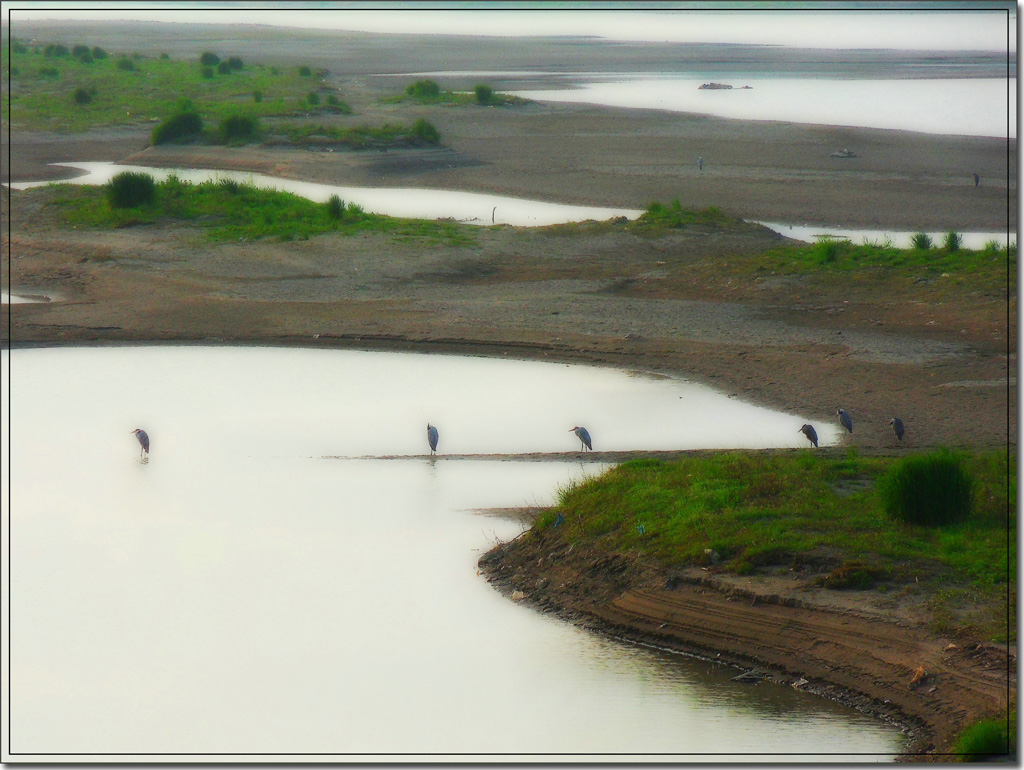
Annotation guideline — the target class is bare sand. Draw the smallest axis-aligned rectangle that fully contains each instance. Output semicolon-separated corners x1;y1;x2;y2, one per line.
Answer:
2;20;1017;759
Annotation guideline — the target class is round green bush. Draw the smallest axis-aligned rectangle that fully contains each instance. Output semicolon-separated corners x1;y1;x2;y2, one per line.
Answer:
217;114;260;145
878;449;974;526
474;83;493;105
106;171;156;209
151;111;203;145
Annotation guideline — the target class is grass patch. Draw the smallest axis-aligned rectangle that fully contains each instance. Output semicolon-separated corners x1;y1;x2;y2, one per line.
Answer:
3;40;349;131
382;79;527;107
53;176;478;246
950;710;1016;760
536;449;1014;640
268;119;441;150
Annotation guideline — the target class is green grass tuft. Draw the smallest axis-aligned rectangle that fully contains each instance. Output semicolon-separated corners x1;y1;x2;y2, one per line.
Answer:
878;449;974;526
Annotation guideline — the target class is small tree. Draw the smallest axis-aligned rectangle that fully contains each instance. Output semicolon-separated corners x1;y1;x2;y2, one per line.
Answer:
474;83;493;105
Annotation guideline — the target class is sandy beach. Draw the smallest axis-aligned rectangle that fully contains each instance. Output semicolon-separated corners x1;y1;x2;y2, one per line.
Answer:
3;19;1017;758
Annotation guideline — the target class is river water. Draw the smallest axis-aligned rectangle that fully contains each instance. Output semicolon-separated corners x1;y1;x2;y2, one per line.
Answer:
2;345;903;760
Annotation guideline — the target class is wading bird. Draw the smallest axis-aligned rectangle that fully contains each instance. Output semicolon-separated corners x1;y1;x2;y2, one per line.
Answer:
799;424;818;447
427;423;439;455
570;426;592;452
890;417;905;442
837;408;854;433
131;428;150;458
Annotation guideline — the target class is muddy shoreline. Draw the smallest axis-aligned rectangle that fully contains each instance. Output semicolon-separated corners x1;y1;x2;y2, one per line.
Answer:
3;19;1016;760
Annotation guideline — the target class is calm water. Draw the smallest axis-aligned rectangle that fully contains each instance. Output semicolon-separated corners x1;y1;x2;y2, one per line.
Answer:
9;163;1014;247
2;346;901;760
507;76;1015;139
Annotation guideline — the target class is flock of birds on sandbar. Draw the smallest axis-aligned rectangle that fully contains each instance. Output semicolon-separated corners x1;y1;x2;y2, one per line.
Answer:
130;410;905;461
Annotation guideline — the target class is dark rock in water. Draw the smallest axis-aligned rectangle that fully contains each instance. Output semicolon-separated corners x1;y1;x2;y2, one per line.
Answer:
829;148;858;159
733;670;767;684
699;82;734;90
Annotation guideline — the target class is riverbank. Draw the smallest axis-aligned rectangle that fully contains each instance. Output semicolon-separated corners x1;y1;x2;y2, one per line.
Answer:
479;510;1014;758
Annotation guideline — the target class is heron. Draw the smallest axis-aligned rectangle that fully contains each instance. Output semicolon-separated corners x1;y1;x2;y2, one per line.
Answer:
698;155;704;172
837;408;853;433
890;417;905;442
427;423;439;455
130;427;150;458
799;424;818;447
569;426;592;452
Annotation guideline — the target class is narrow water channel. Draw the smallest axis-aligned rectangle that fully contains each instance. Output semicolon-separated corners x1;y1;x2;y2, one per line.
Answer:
3;346;903;760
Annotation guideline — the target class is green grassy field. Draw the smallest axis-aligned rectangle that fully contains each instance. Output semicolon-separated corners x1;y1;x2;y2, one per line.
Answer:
3;38;343;132
536;449;1014;641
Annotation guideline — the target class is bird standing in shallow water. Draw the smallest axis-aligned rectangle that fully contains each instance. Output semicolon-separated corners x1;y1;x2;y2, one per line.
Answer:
837;408;853;433
426;424;439;456
131;428;149;459
570;426;592;452
890;417;905;442
799;424;818;447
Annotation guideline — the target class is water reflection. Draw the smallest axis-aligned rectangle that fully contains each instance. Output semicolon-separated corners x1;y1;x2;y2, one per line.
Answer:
4;346;900;759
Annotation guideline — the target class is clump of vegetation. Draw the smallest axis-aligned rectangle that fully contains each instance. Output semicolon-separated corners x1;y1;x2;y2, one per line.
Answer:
298;65;312;76
217;114;260;145
813;235;848;263
474;83;493;105
201;66;214;79
411;117;441;144
406;79;441;99
105;171;157;209
636;199;736;230
151;103;204;144
878;449;974;527
951;712;1015;760
200;51;220;67
944;230;963;252
91;46;108;60
72;86;96;105
326;194;345;220
272;120;439;149
911;231;933;250
306;91;321;107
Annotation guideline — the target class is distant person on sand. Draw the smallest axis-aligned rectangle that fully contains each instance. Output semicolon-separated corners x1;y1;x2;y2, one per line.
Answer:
698;156;704;172
974;172;980;187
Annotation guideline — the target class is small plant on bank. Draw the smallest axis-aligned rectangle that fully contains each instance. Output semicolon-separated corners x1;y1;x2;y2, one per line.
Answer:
217;114;260;145
151;108;204;144
411;117;441;144
951;713;1015;760
106;171;157;209
326;194;345;220
878;449;974;527
910;231;933;250
813;235;848;263
474;83;493;105
944;230;963;252
406;79;441;99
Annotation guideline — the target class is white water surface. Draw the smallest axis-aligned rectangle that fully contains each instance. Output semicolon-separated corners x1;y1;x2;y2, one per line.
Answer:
3;346;901;761
508;76;1015;139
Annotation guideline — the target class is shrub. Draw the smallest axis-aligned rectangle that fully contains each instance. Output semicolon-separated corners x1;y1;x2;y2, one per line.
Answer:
406;79;441;99
11;38;27;54
72;45;90;57
72;86;93;105
117;57;135;71
298;65;312;76
39;66;59;78
217;114;260;145
91;46;107;60
952;716;1014;760
76;51;94;64
226;56;244;71
813;235;847;263
326;194;345;220
106;171;157;209
253;90;263;103
44;44;69;57
411;118;440;144
201;66;214;79
910;231;933;250
878;449;974;527
307;91;321;106
199;51;220;66
151;110;203;144
474;83;493;105
944;230;963;252
159;52;169;60
217;60;232;75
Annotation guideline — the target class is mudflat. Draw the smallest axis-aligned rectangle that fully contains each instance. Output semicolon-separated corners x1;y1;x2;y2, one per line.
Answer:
3;20;1017;759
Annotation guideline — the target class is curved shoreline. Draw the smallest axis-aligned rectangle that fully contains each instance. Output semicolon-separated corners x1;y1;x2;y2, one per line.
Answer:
478;519;1015;760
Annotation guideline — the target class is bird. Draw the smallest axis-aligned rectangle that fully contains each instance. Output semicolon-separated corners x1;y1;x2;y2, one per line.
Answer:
837;408;853;433
130;428;150;458
426;423;439;455
799;424;818;447
697;155;704;172
569;426;592;452
890;417;905;442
